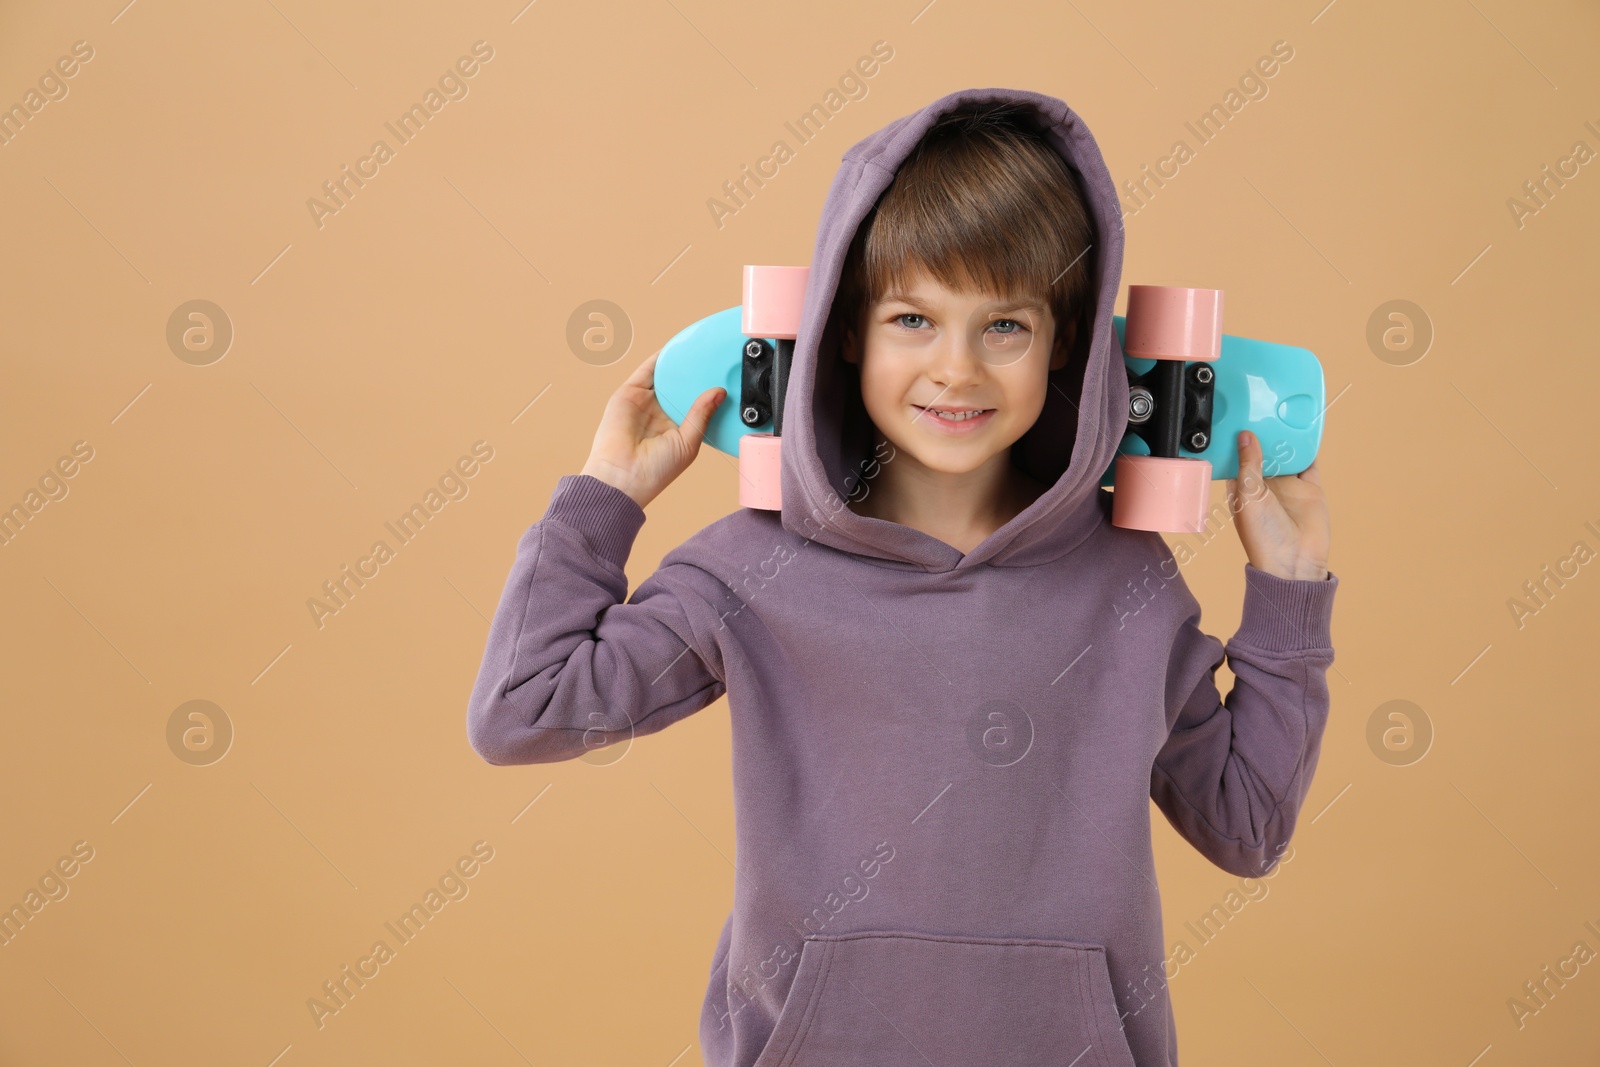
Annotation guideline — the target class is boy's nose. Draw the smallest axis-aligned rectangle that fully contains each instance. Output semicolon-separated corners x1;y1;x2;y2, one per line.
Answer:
928;327;1031;382
927;333;990;384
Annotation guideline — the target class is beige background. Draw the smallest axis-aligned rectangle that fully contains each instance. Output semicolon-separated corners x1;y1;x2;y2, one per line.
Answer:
2;0;1597;1063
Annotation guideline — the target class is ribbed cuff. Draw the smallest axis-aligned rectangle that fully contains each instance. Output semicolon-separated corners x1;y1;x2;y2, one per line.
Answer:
1231;563;1338;653
542;474;647;568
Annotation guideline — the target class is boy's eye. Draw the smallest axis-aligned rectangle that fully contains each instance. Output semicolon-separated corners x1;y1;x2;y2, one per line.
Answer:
888;314;1031;333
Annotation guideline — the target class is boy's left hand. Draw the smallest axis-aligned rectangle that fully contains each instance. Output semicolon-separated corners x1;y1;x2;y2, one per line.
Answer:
1226;430;1330;581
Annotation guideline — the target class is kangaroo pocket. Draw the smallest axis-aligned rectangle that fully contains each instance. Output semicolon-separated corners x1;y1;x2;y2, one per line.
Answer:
751;930;1139;1067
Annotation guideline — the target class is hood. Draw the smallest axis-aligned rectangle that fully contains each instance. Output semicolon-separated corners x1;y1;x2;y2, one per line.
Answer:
778;87;1129;573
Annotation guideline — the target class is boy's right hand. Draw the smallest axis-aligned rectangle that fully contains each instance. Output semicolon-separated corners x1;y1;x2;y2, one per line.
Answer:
579;349;727;510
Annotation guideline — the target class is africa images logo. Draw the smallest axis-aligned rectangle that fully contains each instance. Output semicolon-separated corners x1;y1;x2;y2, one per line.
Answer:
305;42;495;230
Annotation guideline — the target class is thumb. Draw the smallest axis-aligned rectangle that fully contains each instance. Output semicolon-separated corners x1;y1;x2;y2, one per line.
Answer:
677;386;726;451
1232;430;1264;515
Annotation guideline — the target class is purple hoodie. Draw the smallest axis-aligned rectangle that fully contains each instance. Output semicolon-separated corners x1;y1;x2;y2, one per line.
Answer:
467;87;1338;1067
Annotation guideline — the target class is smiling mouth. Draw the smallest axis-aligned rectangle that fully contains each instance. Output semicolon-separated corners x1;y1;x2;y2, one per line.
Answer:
914;405;995;422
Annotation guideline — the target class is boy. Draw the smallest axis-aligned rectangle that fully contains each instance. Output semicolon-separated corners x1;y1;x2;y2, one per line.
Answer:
468;88;1337;1067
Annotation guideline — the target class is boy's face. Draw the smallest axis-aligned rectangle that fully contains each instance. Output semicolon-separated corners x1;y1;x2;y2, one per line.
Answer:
841;266;1071;478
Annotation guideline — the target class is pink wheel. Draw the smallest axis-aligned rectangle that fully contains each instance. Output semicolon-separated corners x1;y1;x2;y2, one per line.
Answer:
740;266;805;512
1111;454;1213;532
1124;286;1223;362
742;265;809;340
738;432;783;511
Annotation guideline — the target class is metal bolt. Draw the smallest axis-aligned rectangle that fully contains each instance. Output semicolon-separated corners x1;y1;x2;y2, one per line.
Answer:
1193;365;1213;384
1188;431;1209;450
744;340;765;360
1128;388;1153;423
743;406;761;425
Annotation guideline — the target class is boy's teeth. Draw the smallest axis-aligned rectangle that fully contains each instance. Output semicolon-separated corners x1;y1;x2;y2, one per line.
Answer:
928;408;986;421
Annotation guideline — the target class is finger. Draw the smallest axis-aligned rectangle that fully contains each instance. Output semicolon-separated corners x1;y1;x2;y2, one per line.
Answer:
1236;430;1258;488
624;349;662;390
1223;434;1242;512
1296;455;1323;486
678;386;726;447
1240;428;1260;463
1235;430;1271;509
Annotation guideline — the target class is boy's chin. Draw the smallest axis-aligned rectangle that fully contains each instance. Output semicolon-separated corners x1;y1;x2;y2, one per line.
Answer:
893;439;1010;476
862;414;1016;477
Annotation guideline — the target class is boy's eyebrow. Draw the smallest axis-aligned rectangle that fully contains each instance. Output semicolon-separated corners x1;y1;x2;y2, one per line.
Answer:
877;290;1048;313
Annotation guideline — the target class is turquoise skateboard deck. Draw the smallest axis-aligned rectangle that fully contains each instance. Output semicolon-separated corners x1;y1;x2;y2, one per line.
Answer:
1099;314;1324;484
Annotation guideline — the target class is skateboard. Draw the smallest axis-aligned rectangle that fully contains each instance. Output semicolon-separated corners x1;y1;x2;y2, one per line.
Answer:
653;268;1324;533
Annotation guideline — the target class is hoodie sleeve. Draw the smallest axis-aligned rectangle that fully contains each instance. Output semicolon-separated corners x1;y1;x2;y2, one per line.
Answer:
466;474;730;766
1149;562;1339;879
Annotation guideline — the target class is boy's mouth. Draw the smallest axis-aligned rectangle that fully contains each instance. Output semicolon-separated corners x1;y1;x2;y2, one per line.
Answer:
912;405;998;432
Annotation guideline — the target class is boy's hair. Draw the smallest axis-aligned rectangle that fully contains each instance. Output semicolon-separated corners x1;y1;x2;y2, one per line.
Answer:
833;101;1096;367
